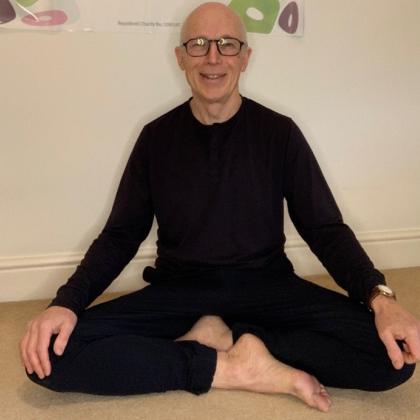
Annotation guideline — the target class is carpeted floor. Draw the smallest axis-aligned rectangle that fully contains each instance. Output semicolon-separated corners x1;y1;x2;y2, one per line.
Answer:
1;267;419;419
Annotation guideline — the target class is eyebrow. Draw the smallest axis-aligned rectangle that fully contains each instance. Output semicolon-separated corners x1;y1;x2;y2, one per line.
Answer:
189;34;238;39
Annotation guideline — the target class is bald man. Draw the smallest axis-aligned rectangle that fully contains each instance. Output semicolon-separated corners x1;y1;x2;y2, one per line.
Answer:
21;2;419;413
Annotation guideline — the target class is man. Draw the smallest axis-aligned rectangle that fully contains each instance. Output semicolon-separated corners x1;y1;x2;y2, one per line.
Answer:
21;2;419;413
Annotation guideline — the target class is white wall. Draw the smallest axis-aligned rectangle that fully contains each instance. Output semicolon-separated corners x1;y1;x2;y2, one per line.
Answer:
1;0;419;302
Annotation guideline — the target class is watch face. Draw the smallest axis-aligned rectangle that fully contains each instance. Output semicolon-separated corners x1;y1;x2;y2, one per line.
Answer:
378;285;393;295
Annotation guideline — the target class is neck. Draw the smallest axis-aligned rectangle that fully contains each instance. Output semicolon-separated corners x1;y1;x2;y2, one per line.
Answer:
190;94;242;125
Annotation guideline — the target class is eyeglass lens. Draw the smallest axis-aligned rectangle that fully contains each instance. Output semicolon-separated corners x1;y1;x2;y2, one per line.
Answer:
186;38;242;56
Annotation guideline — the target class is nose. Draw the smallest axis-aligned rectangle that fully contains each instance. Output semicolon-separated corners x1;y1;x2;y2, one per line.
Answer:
206;41;221;64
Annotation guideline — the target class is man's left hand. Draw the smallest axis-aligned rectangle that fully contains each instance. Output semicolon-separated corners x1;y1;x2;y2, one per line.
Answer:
372;295;420;369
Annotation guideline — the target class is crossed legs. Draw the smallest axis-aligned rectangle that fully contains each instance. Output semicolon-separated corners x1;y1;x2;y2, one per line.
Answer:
26;271;415;413
177;315;332;412
174;273;415;412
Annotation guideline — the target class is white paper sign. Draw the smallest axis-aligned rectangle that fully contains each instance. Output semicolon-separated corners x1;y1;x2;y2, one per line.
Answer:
0;0;304;36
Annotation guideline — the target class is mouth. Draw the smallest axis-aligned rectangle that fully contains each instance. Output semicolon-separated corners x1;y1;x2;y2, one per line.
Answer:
200;73;226;80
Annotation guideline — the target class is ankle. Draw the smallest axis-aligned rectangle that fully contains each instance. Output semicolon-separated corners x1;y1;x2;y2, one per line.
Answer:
212;350;241;389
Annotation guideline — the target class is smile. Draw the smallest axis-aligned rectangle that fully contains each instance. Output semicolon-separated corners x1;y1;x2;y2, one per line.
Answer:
200;73;226;80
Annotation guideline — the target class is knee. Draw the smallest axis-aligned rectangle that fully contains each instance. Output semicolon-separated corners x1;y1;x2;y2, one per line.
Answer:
25;368;68;393
367;362;416;392
24;334;82;392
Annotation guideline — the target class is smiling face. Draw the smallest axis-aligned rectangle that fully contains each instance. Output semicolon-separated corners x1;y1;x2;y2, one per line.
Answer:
175;3;251;109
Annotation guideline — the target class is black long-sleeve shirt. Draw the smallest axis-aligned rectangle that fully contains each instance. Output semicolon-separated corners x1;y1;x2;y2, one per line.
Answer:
50;97;384;315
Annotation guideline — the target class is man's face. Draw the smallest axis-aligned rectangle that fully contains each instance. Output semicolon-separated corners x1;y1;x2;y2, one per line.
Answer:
175;7;251;106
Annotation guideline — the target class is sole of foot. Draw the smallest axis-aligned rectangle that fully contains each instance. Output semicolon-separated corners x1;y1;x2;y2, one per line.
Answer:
175;315;233;351
217;333;331;413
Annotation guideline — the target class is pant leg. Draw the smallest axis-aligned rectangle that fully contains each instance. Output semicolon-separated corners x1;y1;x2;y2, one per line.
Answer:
27;283;218;395
222;271;415;391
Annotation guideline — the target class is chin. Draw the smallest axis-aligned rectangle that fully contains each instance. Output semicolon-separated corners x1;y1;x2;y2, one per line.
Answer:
196;89;232;105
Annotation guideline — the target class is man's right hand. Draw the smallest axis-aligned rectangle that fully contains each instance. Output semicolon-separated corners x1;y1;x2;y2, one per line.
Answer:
20;306;78;379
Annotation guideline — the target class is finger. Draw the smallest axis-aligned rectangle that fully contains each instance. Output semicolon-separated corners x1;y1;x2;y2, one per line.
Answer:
400;339;420;365
53;322;74;356
401;343;415;364
37;326;53;377
403;333;420;361
26;324;45;379
20;330;32;373
402;351;417;364
380;332;404;369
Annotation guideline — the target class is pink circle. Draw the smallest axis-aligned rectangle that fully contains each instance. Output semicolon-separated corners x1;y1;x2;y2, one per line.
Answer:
22;10;67;26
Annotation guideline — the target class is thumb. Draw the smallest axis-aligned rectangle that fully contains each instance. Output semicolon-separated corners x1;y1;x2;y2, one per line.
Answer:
53;323;74;356
381;332;404;369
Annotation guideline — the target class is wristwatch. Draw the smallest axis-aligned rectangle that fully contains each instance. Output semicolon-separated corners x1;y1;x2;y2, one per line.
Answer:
368;284;396;309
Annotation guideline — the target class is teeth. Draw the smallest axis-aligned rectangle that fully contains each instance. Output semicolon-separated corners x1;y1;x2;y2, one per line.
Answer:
203;74;223;79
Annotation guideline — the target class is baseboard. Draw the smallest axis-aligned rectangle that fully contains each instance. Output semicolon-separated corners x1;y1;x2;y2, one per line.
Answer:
0;247;157;303
1;229;419;302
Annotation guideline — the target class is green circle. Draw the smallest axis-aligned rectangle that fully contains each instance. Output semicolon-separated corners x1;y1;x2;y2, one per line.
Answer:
16;0;39;7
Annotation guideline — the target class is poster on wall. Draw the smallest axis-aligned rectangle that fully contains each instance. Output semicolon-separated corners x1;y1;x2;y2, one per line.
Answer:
0;0;304;36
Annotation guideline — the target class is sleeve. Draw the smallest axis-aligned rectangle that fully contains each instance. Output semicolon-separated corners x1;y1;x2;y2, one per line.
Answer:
48;126;155;315
283;120;385;303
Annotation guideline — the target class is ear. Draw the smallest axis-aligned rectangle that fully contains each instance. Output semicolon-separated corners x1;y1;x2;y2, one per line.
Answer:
175;46;185;70
240;47;252;72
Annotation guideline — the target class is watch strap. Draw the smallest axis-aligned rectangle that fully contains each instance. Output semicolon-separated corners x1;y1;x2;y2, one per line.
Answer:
368;285;396;310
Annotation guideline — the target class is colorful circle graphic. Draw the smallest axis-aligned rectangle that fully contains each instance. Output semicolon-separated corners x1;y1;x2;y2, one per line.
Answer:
22;9;67;26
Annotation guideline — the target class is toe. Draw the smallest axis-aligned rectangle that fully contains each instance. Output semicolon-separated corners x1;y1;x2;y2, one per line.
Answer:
313;393;331;412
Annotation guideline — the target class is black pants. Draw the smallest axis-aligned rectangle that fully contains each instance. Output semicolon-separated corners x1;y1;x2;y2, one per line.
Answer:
28;269;415;395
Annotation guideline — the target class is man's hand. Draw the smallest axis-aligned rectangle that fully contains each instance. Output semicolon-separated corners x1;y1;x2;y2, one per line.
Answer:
372;296;420;369
20;306;78;379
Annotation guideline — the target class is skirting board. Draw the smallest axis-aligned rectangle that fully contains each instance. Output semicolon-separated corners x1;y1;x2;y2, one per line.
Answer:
1;229;419;303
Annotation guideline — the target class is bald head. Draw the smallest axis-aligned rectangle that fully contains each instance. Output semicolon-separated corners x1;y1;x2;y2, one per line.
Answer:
175;2;252;119
180;2;247;43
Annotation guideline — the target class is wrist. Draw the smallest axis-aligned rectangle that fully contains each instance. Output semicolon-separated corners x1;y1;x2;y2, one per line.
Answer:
367;284;396;311
370;294;398;314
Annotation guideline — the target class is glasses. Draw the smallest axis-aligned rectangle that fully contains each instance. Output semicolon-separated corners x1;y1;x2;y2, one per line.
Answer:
182;37;246;57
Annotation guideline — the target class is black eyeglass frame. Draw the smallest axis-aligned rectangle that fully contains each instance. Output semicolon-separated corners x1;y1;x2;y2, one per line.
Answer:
181;37;247;57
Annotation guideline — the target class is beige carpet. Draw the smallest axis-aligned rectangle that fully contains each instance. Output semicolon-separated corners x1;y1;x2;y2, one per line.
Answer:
1;267;419;420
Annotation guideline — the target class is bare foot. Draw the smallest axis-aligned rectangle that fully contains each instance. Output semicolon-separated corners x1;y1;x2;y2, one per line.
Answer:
175;315;233;351
212;333;331;413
